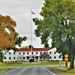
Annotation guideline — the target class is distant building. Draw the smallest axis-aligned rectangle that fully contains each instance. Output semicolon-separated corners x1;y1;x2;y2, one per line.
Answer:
3;48;63;62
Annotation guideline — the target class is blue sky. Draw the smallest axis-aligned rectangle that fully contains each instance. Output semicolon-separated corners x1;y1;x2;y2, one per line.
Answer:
0;0;52;48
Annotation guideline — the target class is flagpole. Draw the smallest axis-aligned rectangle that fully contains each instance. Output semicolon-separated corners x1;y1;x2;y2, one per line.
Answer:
30;9;35;60
30;9;32;58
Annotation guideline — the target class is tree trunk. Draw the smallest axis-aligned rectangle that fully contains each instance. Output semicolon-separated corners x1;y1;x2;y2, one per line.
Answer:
69;39;74;69
70;51;74;69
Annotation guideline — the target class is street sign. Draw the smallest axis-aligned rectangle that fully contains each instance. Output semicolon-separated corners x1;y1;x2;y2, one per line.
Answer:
64;58;68;61
64;54;68;67
64;54;68;61
65;54;68;58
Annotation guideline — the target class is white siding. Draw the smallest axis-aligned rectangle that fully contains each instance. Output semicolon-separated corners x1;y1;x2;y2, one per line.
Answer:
3;50;17;62
2;48;63;62
48;48;62;61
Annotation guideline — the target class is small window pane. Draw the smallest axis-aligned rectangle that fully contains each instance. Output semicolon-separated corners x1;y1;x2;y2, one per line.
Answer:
54;56;56;59
54;52;56;54
23;57;25;59
36;52;38;54
9;57;11;59
9;52;11;55
50;56;51;59
27;52;29;54
14;57;15;59
14;52;15;55
50;52;51;54
23;52;25;55
19;52;21;54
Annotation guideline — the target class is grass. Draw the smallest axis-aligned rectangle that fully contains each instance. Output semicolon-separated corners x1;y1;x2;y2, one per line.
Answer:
0;68;12;72
50;66;75;75
49;61;75;75
0;61;59;66
0;61;59;73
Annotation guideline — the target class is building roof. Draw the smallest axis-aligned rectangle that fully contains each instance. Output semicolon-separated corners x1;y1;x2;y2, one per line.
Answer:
18;48;52;52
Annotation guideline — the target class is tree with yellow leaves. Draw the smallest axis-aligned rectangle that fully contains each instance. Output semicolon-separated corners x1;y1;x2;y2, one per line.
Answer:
0;15;16;51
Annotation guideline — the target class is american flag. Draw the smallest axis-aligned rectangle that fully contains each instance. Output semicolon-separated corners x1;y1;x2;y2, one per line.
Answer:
31;11;35;14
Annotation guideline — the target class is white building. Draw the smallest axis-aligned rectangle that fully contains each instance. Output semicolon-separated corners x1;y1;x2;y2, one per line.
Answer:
3;48;63;62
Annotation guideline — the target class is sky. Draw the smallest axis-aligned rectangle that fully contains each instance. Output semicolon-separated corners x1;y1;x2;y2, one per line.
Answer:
0;0;52;48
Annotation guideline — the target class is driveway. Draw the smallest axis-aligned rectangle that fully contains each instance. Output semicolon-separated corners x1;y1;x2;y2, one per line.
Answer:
0;67;61;75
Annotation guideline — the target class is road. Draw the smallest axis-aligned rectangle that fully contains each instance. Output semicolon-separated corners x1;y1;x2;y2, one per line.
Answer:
0;67;61;75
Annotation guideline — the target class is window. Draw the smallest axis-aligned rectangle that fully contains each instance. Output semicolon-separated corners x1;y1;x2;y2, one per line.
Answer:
9;57;11;60
40;57;42;59
9;52;11;55
50;56;51;59
5;53;6;55
19;52;21;54
27;52;29;54
27;56;29;59
40;52;42;54
23;52;25;55
32;52;33;55
36;56;38;59
14;57;15;59
23;57;25;59
14;52;15;55
36;52;38;54
54;56;56;59
54;52;56;54
50;52;51;54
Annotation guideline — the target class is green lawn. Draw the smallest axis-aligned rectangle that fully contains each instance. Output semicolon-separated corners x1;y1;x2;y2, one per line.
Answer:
0;61;59;66
49;61;75;75
50;67;75;75
0;68;12;72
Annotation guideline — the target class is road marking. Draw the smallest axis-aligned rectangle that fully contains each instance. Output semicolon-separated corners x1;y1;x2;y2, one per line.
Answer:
44;67;56;75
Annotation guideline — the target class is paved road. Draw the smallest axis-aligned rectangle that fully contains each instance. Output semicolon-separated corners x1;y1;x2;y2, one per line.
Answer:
0;67;60;75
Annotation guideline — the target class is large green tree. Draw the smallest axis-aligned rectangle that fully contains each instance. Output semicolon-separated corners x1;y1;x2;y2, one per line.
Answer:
34;0;75;69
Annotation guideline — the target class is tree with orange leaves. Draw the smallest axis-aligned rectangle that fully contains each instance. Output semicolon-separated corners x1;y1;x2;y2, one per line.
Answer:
0;15;16;51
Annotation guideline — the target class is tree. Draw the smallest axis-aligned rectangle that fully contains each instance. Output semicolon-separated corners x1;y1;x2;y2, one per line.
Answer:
17;54;23;62
0;15;16;51
40;52;50;60
34;0;75;69
15;33;27;47
44;42;49;48
29;45;34;48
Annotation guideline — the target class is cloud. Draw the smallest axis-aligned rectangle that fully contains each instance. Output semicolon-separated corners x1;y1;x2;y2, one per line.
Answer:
0;0;51;48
